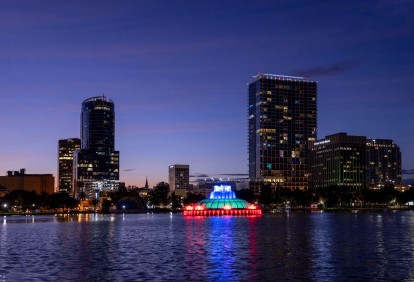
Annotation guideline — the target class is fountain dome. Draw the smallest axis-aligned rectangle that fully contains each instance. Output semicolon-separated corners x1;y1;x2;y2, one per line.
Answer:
183;185;261;216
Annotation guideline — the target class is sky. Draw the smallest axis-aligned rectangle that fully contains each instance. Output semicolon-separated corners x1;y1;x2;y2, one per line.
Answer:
0;0;413;187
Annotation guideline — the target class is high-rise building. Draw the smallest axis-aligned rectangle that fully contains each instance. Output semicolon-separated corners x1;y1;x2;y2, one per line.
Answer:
169;164;189;196
73;96;120;199
366;139;402;186
309;133;367;190
248;73;317;191
58;138;80;193
81;96;115;153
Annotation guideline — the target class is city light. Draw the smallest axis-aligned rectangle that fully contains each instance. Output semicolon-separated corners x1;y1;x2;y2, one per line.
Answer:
183;185;262;216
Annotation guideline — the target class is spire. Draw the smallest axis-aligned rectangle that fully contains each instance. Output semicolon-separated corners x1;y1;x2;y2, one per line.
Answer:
145;177;149;189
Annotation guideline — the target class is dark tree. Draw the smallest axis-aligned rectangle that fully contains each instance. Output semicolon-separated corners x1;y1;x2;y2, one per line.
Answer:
101;199;112;213
235;189;256;203
183;192;205;205
170;192;182;210
273;187;293;205
397;187;414;204
147;182;170;207
2;190;39;211
291;189;311;207
258;183;273;207
47;192;78;210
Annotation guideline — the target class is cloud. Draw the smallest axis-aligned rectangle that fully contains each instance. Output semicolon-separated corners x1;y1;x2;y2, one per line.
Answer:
402;169;414;174
191;178;213;184
216;173;248;176
294;61;361;77
190;173;210;178
190;173;248;178
123;168;136;172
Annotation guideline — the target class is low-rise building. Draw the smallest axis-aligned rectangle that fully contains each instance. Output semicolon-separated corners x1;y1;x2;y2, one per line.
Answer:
309;133;402;191
0;169;55;195
309;133;367;190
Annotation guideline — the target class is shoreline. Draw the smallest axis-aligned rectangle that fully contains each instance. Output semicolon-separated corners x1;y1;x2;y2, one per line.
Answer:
1;207;414;216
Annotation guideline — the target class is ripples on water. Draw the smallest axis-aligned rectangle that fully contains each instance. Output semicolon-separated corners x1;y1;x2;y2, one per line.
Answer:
1;211;414;281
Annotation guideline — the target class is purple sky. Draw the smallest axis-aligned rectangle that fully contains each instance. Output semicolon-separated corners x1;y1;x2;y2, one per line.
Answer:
0;0;413;187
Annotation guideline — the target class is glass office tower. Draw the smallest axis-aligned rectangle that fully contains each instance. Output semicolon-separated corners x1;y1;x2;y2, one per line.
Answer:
58;138;81;193
81;96;115;152
248;73;317;191
73;96;119;199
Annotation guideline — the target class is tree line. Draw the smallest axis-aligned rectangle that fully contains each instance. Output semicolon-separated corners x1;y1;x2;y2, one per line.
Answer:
254;183;414;209
0;190;78;212
4;183;411;213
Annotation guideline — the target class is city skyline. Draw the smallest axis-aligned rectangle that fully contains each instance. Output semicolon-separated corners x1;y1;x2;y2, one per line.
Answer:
0;1;413;187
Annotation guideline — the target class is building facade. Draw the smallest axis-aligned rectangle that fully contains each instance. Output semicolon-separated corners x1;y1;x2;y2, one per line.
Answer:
58;138;80;193
248;73;317;191
366;139;402;186
0;169;55;195
309;133;402;190
73;96;120;199
81;96;115;152
309;133;367;190
168;164;189;196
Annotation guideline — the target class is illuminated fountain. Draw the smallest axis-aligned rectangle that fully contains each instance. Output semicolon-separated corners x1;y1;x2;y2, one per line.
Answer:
183;185;262;216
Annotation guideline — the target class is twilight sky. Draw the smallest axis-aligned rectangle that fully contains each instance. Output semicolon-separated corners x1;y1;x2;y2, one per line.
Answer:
0;0;413;187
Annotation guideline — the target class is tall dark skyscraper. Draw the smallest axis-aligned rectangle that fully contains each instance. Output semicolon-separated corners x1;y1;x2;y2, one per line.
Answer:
81;97;115;152
366;139;402;186
248;73;317;191
73;96;119;199
58;138;80;193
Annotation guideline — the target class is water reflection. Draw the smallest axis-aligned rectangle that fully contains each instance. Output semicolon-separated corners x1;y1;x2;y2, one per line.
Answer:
408;214;414;280
207;217;238;281
0;212;414;281
309;213;339;281
184;217;208;280
184;216;261;281
1;215;57;224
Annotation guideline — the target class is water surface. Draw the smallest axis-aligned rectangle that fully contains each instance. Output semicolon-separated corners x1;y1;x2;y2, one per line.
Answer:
1;211;414;281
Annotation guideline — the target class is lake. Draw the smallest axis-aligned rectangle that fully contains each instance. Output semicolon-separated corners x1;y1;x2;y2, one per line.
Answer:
1;211;414;281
